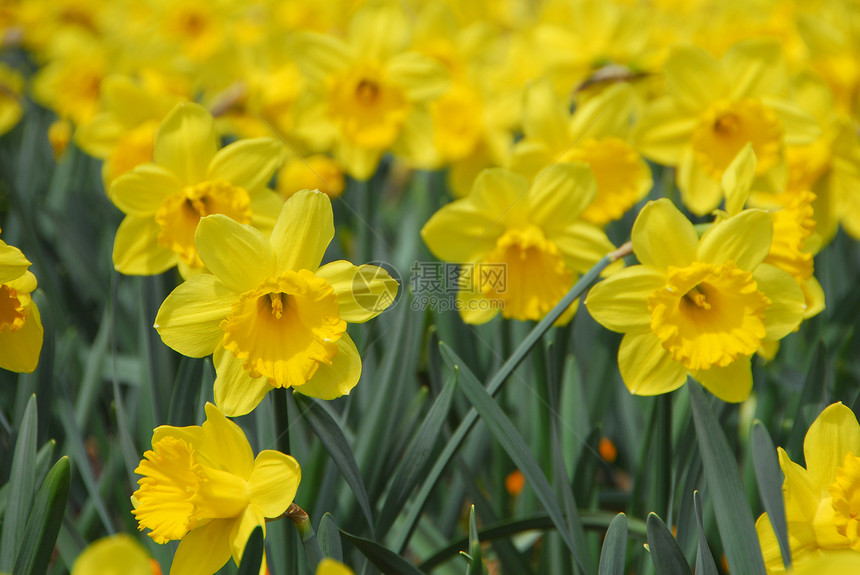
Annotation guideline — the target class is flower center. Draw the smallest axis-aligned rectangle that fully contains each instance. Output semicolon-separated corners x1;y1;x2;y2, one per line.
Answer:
220;270;346;389
155;180;251;268
562;137;650;225
648;262;771;370
691;99;783;181
0;285;25;333
328;66;409;148
830;452;860;551
132;437;207;544
481;226;573;321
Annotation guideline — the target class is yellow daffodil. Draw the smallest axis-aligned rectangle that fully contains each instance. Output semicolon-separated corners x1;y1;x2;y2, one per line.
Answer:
0;237;43;373
791;551;860;575
634;40;819;215
511;79;652;225
756;403;860;574
154;190;399;416
291;0;449;180
72;534;157;575
721;146;825;326
132;403;300;575
75;75;183;187
421;164;617;324
0;63;24;137
585;198;805;402
317;558;354;575
110;101;285;278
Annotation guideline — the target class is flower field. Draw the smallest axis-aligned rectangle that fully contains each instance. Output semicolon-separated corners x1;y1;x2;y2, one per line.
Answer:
1;1;860;574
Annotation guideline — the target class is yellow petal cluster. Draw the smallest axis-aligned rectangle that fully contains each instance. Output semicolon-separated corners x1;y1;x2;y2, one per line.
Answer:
154;189;399;416
132;403;300;575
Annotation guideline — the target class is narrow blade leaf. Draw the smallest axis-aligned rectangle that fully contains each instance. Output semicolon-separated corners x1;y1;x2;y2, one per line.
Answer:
693;491;719;575
750;421;791;569
598;513;628;575
646;513;692;575
0;395;38;570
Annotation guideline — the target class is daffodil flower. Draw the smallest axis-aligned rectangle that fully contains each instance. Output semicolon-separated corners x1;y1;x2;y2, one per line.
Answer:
634;39;819;215
756;403;860;573
421;164;617;324
110;102;285;278
0;237;43;373
132;403;300;575
72;534;158;575
291;0;448;180
316;558;354;575
585;198;806;402
154;189;399;416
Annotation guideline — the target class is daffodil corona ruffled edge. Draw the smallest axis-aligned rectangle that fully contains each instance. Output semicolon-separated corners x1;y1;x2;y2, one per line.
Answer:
132;403;300;575
155;189;399;416
756;403;860;574
585;198;806;402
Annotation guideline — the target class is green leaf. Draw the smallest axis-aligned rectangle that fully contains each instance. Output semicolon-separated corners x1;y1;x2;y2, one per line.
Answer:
689;382;767;575
12;456;71;575
598;514;628;575
786;342;829;460
467;505;483;575
750;421;791;569
339;529;427;575
440;343;587;571
693;491;719;575
377;366;458;536
237;526;265;575
392;254;615;553
0;395;38;571
293;392;375;535
318;513;343;561
646;513;692;575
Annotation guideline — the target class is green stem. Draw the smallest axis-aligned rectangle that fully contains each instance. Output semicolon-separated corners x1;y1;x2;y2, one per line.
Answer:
286;503;324;572
272;387;290;459
393;243;632;553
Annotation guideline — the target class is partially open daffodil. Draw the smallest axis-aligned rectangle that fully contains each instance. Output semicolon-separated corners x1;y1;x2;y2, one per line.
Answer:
0;236;43;374
132;403;299;575
155;189;399;416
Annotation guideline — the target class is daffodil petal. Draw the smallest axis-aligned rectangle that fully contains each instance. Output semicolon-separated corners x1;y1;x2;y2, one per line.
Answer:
387;52;449;101
802;276;825;319
698;210;772;271
678;151;725;216
71;534;152;575
421;200;503;263
316;261;399;323
802;403;860;490
155;274;234;357
618;332;688;396
249;450;301;518
6;270;36;294
471;168;529;227
206;139;285;194
754;264;806;340
509;139;554;180
213;347;274;417
347;0;409;60
528;163;597;231
585;266;664;333
664;45;725;111
270;190;334;275
154;102;217;185
316;558;355;575
74;115;124;159
754;514;788;573
229;506;265;565
294;334;360;400
457;287;500;325
109;164;182;216
570;83;636;141
169;518;233;575
723;39;786;100
631;199;698;271
0;241;30;284
691;356;752;403
0;302;42;373
722;143;757;215
290;32;352;84
113;215;177;275
249;189;286;232
634;96;698;166
196;215;275;292
552;222;616;274
761;98;820;146
201;403;255;476
521;78;568;150
778;448;819;523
